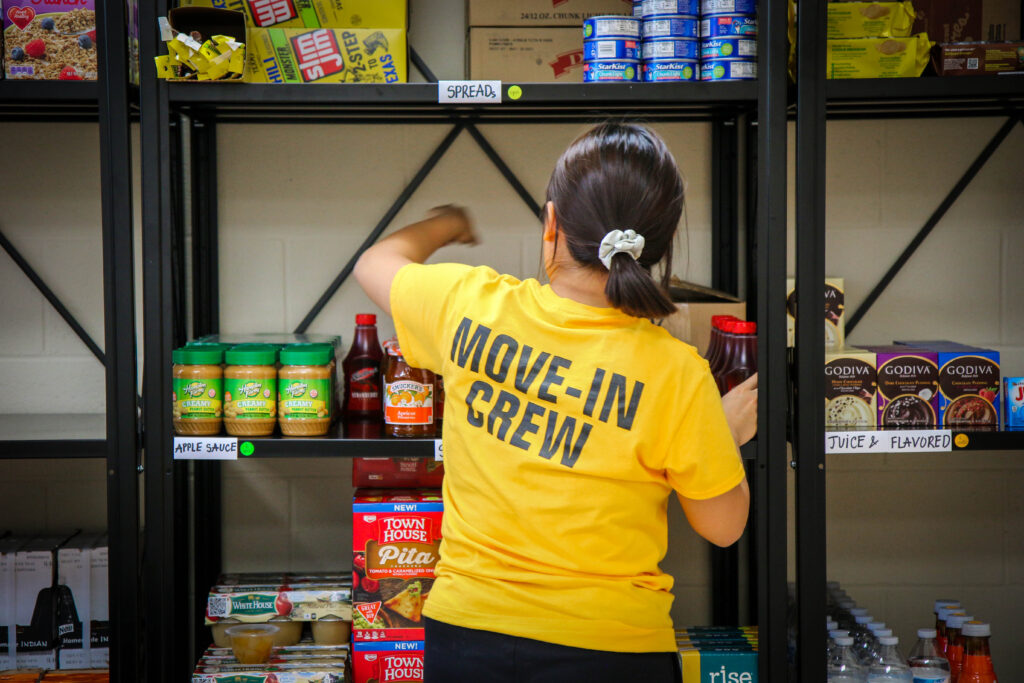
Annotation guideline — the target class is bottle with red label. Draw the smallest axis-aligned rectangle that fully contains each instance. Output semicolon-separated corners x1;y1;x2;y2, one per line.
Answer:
382;340;435;438
957;622;998;683
343;314;384;418
717;320;757;394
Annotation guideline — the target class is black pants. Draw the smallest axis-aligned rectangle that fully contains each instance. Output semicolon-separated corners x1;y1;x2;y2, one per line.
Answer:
425;617;680;683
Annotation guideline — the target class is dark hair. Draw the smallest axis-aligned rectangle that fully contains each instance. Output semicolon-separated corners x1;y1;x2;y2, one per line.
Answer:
545;122;683;319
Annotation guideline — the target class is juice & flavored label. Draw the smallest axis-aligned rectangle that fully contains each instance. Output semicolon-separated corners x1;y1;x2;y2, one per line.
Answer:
384;380;433;425
173;377;223;419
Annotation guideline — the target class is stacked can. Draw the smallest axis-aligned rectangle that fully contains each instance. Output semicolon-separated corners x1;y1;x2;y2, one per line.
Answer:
640;0;700;82
699;0;757;81
582;15;642;82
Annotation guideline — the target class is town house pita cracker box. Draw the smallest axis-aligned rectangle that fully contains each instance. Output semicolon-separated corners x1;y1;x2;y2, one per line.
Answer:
352;639;423;683
352;490;442;643
467;0;632;26
246;27;407;83
180;0;407;30
468;27;584;81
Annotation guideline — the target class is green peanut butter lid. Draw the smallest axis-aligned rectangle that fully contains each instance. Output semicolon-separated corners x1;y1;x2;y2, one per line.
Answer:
172;346;224;365
225;344;279;366
185;341;234;354
279;343;333;366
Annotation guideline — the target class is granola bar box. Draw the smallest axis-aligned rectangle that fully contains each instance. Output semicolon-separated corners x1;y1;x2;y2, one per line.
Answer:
352;490;442;643
352;640;423;683
3;0;97;80
894;341;1001;428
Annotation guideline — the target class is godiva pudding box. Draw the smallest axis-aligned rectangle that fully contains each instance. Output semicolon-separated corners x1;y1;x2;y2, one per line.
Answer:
786;278;845;349
895;341;1001;428
824;349;877;428
858;346;939;427
352;640;423;683
352;490;443;643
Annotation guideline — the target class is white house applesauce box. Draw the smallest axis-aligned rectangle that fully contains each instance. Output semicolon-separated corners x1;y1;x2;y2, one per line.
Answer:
352;490;442;643
352;639;424;683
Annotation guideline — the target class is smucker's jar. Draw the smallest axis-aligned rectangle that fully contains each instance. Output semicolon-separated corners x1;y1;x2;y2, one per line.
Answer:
172;346;224;436
278;343;334;437
224;344;278;437
383;341;435;438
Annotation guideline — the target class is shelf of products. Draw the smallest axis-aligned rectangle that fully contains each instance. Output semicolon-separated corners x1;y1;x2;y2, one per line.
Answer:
0;414;107;459
0;80;100;119
824;75;1024;117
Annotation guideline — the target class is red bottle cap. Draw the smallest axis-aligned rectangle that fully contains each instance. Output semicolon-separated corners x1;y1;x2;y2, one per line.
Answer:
721;319;740;333
356;314;377;325
733;321;757;334
711;315;738;329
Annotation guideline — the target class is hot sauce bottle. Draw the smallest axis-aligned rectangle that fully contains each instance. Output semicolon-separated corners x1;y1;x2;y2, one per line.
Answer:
342;314;384;419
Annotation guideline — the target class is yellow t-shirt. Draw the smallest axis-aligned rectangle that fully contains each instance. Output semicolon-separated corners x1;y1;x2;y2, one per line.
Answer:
390;263;745;653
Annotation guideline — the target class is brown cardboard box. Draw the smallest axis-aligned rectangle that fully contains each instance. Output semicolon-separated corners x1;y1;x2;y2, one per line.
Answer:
660;281;746;357
911;0;1021;43
933;41;1024;73
467;0;632;27
468;27;583;82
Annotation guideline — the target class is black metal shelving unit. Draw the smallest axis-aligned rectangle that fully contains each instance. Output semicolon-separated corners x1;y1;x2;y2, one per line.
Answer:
0;1;140;679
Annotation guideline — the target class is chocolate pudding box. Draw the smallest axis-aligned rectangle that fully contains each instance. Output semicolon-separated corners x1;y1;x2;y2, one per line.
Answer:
3;0;97;80
824;349;877;428
895;341;1001;428
858;346;939;427
786;278;845;349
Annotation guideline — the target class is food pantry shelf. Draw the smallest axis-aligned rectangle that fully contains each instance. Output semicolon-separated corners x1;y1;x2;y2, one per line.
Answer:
166;81;759;122
824;75;1024;118
0;80;99;119
825;428;1024;454
0;413;106;459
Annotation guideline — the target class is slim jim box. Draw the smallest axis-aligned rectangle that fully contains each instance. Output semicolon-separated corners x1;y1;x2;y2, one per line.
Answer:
245;27;407;83
352;490;442;643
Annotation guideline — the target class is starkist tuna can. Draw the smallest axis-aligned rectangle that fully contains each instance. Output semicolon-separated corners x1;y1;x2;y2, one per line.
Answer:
641;15;699;38
701;58;757;80
700;14;757;37
701;0;757;16
633;0;644;16
642;0;700;16
584;38;640;61
641;37;699;60
584;15;642;40
701;37;756;59
642;59;699;81
583;59;641;81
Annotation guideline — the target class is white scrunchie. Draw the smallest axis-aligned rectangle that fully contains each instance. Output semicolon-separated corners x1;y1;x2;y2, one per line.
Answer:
598;229;645;270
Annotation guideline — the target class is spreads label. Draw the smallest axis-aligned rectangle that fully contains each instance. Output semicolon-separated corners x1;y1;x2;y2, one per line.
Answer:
384;380;433;425
279;378;330;420
173;377;222;419
225;377;276;419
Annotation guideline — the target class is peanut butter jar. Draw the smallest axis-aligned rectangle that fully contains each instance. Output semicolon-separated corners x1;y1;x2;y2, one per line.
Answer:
278;343;334;437
172;346;224;436
224;344;279;437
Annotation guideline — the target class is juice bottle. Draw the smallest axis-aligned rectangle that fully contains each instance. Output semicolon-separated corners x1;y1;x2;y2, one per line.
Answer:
706;315;737;369
933;601;961;654
342;314;384;418
720;321;757;394
957;622;997;683
944;615;972;681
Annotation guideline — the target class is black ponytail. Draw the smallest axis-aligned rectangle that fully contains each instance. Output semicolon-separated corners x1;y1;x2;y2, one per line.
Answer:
545;122;683;319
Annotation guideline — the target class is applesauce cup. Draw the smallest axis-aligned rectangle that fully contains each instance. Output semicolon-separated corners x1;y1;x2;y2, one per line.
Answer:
225;623;279;664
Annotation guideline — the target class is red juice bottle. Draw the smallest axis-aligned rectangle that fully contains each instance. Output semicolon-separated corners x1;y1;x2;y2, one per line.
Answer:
957;621;997;683
706;315;736;368
710;318;740;387
342;314;384;418
945;614;972;681
721;321;757;394
934;600;961;654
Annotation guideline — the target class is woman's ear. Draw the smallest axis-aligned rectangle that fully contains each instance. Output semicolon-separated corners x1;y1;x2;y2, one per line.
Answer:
543;201;557;242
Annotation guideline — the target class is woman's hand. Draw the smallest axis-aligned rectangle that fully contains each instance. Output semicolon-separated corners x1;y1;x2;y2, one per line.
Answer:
721;373;758;447
355;206;477;314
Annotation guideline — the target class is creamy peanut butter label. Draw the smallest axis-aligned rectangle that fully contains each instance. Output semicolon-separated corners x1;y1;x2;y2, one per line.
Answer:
279;378;330;419
173;377;222;418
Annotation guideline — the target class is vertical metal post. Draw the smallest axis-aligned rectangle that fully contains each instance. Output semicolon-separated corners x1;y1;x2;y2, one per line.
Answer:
140;0;189;679
96;0;140;679
795;0;828;678
755;0;790;677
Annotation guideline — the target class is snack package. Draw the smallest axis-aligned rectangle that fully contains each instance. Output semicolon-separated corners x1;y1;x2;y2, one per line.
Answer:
827;2;916;39
826;33;934;78
352;490;442;642
2;0;97;80
678;645;759;682
179;0;407;30
351;640;423;683
894;341;1000;428
933;41;1024;76
859;346;939;428
245;27;406;83
154;8;247;81
825;349;878;429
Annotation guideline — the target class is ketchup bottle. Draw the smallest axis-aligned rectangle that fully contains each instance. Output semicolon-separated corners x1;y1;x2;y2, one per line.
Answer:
342;314;384;418
720;321;757;394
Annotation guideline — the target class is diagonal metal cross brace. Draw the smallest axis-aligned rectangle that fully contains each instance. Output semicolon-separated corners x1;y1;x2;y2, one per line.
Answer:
846;112;1020;335
0;225;106;364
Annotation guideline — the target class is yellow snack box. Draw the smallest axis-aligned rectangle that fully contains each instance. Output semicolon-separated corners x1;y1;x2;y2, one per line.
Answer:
826;33;934;78
179;0;407;30
245;27;406;83
827;2;916;39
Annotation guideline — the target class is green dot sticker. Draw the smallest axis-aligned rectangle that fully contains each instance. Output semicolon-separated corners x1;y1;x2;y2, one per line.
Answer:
722;43;733;56
240;441;255;456
507;85;522;100
715;65;726;78
624;66;635;80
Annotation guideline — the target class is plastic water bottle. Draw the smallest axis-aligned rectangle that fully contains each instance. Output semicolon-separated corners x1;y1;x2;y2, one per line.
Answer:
867;636;913;682
852;615;877;665
829;636;867;682
867;629;893;665
907;628;950;683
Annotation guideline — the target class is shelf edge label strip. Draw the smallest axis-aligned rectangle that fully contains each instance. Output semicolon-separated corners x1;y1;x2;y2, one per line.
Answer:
438;80;502;104
173;436;239;460
825;430;952;454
